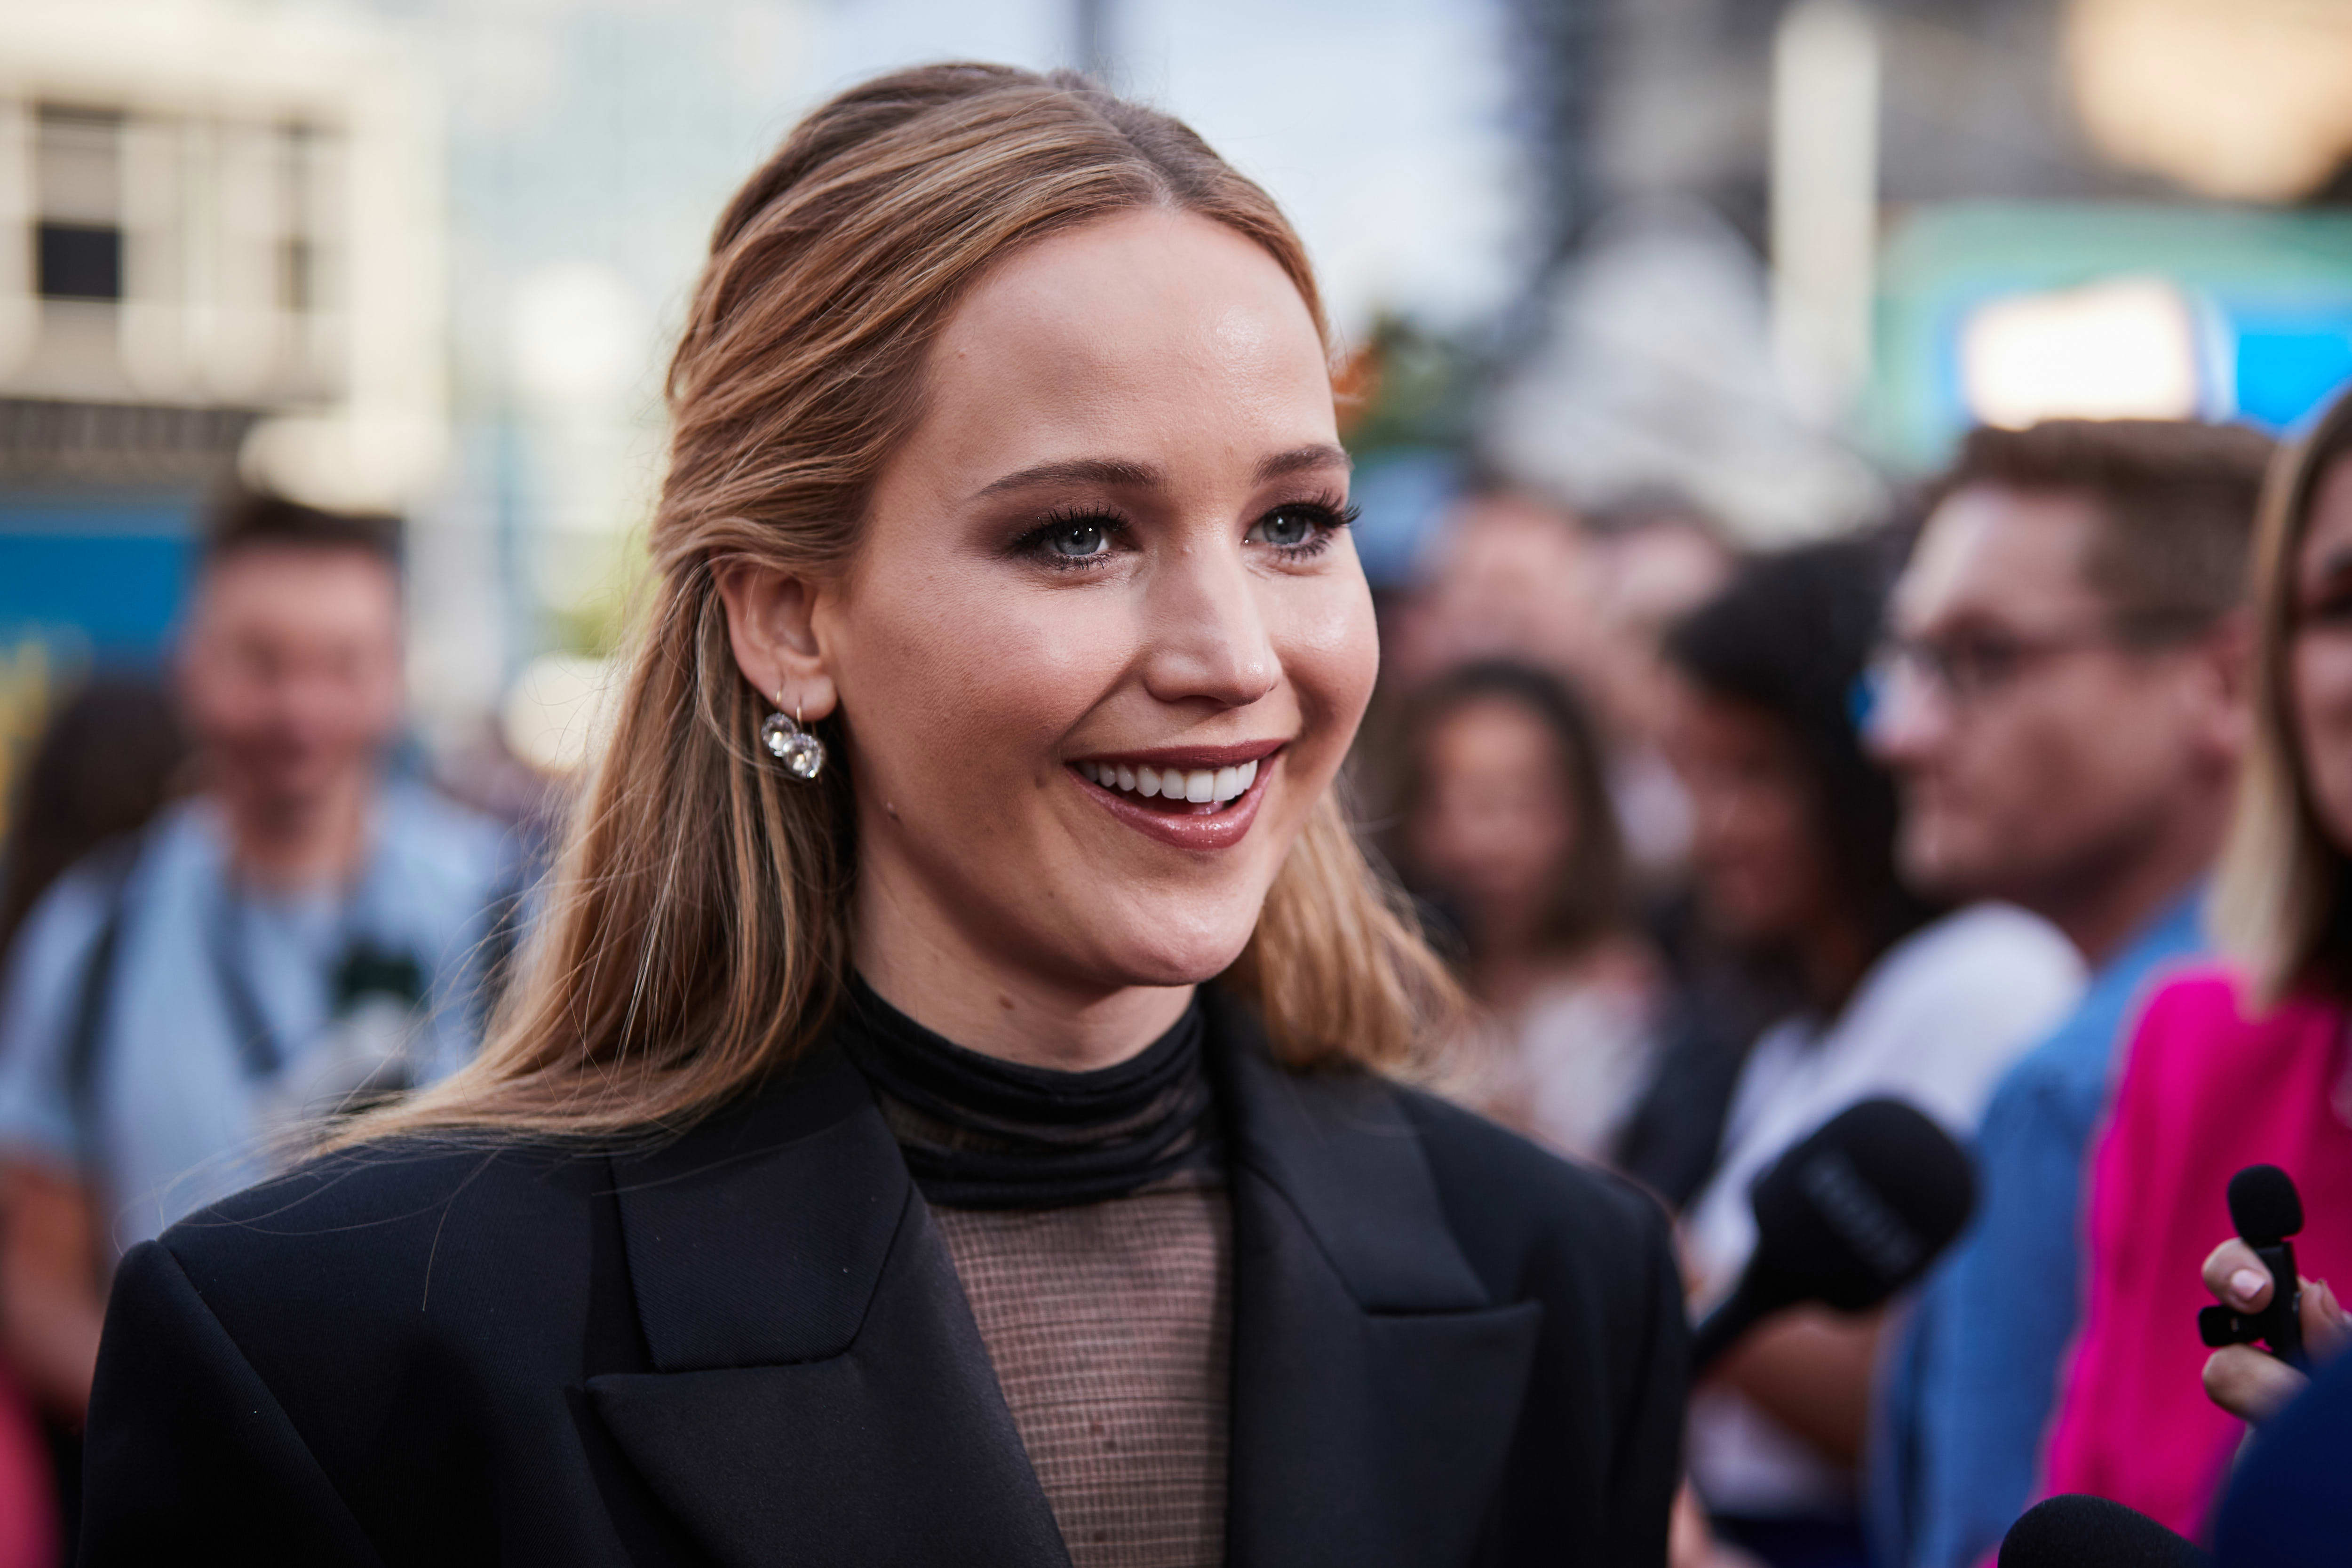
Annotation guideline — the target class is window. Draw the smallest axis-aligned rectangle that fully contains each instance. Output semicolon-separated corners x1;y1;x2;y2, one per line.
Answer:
34;104;124;305
35;222;122;301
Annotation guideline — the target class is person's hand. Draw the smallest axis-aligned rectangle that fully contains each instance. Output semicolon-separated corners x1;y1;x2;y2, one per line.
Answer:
2200;1236;2352;1422
1668;1479;1764;1568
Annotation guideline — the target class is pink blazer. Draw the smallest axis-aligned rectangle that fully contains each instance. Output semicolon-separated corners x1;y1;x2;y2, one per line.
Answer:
0;1361;54;1568
2041;967;2352;1539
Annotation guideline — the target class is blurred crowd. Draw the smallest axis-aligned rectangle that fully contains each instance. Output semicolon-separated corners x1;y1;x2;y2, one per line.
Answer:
4;396;2352;1567
1364;404;2350;1566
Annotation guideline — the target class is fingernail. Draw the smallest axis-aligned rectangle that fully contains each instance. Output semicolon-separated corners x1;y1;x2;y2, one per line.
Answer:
2232;1268;2269;1303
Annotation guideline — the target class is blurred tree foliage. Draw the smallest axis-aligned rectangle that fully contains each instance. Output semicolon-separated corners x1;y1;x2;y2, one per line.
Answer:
543;531;652;659
1337;313;1498;462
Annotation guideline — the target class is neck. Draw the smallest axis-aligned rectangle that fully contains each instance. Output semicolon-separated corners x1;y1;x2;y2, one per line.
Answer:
2027;791;2224;969
1797;913;1875;1019
220;770;374;891
852;868;1193;1074
1469;935;1598;1018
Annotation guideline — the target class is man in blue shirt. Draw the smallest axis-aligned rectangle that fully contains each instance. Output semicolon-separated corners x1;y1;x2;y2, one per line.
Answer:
0;493;519;1432
1861;420;2271;1568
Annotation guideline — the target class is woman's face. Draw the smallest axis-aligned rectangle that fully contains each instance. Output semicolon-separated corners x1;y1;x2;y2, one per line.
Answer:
1661;677;1834;947
2290;456;2352;851
817;209;1375;1002
1407;697;1580;938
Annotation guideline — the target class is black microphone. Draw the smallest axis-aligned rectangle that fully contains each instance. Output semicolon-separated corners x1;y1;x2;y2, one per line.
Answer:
1691;1097;1975;1374
1998;1495;2210;1568
2198;1164;2308;1370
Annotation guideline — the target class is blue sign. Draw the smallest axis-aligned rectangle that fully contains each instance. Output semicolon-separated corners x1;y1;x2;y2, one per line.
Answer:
0;490;199;662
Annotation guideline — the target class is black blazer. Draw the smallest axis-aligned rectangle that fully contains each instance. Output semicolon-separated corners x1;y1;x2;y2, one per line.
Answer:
80;995;1686;1567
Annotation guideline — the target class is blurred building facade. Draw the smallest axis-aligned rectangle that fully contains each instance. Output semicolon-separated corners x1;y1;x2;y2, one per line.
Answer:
0;0;816;809
1482;0;2352;542
0;0;445;820
8;0;2352;807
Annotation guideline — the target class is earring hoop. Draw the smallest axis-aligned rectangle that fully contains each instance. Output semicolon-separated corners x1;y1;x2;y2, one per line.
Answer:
759;689;826;781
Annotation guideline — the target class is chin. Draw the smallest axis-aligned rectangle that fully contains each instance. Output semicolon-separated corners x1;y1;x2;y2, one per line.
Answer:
1898;823;1968;895
1077;905;1261;990
1913;836;2014;906
2310;788;2352;853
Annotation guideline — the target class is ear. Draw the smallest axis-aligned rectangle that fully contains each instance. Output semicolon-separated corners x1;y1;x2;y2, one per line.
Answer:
2189;607;2255;763
715;558;839;721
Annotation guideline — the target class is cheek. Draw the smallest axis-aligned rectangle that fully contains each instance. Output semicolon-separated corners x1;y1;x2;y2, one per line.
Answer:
2293;639;2352;828
2295;639;2352;732
1964;699;2066;786
196;673;268;734
840;571;1122;782
1942;695;2095;837
1751;796;1817;884
1274;576;1378;748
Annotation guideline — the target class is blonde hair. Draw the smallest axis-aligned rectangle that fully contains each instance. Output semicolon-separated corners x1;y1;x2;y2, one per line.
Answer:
352;64;1456;1144
2215;388;2352;1002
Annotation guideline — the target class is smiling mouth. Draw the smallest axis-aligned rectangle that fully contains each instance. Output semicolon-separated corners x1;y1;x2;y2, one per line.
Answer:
1066;745;1285;849
1073;757;1259;814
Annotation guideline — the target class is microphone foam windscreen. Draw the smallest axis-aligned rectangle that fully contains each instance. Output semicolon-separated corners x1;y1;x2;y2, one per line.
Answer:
1747;1097;1975;1313
1998;1495;2210;1568
2227;1163;2303;1244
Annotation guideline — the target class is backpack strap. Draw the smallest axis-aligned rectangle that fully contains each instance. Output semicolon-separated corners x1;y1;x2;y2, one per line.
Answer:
477;855;531;1022
60;834;145;1169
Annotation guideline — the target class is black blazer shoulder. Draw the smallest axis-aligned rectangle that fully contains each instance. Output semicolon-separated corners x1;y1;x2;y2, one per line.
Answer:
1401;1079;1681;1340
1395;1083;1690;1525
82;1004;1685;1568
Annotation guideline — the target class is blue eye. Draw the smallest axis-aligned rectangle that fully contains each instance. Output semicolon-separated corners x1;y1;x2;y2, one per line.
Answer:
1014;510;1125;570
1247;500;1357;554
1041;519;1110;559
1250;508;1319;548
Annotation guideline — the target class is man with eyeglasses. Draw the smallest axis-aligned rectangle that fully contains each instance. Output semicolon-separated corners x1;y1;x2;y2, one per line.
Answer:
1861;419;2273;1568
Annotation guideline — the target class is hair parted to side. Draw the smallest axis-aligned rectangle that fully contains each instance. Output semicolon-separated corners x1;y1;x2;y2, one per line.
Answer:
346;64;1456;1145
2216;391;2352;1003
1938;419;2272;639
204;488;405;576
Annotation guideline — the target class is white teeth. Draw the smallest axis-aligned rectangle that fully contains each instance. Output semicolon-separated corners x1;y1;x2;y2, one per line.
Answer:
1079;757;1260;804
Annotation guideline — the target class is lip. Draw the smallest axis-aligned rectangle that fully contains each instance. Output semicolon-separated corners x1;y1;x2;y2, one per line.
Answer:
1071;744;1283;852
1071;738;1287;771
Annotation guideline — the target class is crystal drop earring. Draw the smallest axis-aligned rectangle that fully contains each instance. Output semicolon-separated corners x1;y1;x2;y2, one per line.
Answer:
759;692;826;781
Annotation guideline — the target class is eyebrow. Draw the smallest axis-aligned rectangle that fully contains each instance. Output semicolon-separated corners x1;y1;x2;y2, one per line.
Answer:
968;443;1351;502
1255;443;1352;482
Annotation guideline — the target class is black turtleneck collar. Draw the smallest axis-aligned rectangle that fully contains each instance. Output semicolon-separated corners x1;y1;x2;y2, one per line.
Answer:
835;975;1221;1211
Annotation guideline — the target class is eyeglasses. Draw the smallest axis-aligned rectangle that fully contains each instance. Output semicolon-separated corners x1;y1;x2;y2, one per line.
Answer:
1867;631;2098;708
1864;617;2203;717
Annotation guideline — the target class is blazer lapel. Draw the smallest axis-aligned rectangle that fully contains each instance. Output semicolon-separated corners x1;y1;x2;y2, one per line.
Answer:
1210;996;1544;1568
586;1049;1068;1568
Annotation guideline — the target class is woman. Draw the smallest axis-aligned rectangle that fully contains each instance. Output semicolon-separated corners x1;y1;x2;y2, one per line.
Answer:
76;66;1686;1567
1661;540;2080;1568
0;677;182;1568
1390;661;1661;1163
2040;390;2352;1541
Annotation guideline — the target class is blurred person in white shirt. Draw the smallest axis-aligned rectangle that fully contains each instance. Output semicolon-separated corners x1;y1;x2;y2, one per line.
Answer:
1658;537;2082;1568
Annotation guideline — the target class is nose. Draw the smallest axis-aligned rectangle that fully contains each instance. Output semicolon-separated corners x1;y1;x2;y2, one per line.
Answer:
1139;541;1280;711
1863;661;1948;767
